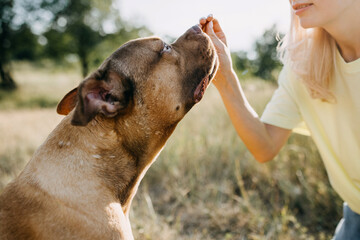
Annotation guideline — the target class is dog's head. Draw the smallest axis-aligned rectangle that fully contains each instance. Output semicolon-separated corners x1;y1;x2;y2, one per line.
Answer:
57;25;218;131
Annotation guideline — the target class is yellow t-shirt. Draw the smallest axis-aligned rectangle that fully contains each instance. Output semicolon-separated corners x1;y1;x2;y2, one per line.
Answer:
261;51;360;214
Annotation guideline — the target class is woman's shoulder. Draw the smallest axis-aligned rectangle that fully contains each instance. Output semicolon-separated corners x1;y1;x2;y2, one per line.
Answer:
277;64;302;87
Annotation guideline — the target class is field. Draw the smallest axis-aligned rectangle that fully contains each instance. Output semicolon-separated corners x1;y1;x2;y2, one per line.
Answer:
0;63;342;239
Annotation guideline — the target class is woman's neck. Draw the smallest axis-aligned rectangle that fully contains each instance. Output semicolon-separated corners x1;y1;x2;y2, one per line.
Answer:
323;3;360;62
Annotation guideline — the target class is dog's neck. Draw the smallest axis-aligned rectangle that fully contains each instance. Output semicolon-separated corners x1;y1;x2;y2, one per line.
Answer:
24;113;176;216
109;114;177;214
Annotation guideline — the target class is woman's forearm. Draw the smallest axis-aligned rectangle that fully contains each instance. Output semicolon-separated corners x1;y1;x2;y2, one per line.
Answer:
214;70;290;162
199;16;291;161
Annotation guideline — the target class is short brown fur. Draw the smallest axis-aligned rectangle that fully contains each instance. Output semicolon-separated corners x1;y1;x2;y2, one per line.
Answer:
0;25;217;240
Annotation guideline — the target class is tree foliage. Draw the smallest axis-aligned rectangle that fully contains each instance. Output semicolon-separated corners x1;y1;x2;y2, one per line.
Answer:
232;25;284;82
42;0;150;77
252;25;283;81
0;0;151;90
1;1;283;90
0;0;16;90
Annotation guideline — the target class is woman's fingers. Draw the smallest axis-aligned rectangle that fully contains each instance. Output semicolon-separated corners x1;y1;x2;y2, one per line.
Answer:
199;17;207;31
212;18;223;35
199;15;228;50
199;14;213;23
205;21;217;39
199;14;214;30
206;14;213;22
202;18;227;46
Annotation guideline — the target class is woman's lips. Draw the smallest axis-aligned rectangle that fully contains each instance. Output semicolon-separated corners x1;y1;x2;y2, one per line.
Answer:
292;3;313;15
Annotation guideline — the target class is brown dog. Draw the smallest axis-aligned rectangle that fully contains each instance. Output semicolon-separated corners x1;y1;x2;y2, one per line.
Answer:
0;25;217;240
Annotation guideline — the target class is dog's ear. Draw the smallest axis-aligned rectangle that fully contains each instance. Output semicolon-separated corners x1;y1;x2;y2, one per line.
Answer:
71;71;134;126
57;88;78;116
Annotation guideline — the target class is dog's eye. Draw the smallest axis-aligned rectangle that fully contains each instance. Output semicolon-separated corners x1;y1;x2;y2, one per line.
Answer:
162;43;172;53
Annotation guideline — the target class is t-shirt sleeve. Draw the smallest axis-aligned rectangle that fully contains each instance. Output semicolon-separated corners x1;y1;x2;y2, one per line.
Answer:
260;66;303;130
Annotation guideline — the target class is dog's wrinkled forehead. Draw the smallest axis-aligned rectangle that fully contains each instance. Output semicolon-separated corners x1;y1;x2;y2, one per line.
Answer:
106;37;165;80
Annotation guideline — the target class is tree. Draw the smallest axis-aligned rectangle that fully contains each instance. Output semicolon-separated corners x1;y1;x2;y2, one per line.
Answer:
252;25;283;81
43;0;150;77
44;0;100;77
0;0;64;90
231;25;284;82
0;0;151;89
232;51;253;78
0;0;16;90
11;24;39;60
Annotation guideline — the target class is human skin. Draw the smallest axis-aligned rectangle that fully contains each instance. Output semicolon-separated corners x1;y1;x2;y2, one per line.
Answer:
199;0;360;162
291;0;360;62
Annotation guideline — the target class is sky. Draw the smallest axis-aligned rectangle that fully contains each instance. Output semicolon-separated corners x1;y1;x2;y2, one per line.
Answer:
117;0;291;52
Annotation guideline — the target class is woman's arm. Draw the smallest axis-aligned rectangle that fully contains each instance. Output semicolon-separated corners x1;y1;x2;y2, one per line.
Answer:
200;16;291;162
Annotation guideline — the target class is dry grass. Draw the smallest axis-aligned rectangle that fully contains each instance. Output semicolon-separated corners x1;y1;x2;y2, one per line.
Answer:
0;61;80;109
0;109;63;188
0;63;342;239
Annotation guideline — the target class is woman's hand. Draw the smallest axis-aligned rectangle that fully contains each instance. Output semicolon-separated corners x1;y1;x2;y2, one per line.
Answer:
199;15;234;88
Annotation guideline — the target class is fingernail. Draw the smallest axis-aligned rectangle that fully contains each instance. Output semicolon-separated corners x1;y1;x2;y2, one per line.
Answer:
208;14;213;18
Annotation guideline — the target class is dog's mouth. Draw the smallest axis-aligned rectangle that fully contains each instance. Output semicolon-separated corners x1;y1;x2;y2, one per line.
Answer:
193;57;218;103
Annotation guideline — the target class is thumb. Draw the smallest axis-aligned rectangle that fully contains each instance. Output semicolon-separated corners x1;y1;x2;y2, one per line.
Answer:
205;21;218;40
205;21;227;50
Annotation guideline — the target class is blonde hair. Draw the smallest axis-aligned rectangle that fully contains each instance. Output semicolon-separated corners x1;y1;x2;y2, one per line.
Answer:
278;10;337;102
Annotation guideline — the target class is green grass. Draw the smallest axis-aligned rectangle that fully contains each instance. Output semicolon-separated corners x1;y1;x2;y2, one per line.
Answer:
0;63;342;239
0;61;81;110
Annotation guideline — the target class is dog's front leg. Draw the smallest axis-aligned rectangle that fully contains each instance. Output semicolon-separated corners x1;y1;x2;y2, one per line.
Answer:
106;202;134;240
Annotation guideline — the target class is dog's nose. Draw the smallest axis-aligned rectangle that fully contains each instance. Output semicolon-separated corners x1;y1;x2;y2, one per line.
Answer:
190;25;202;34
